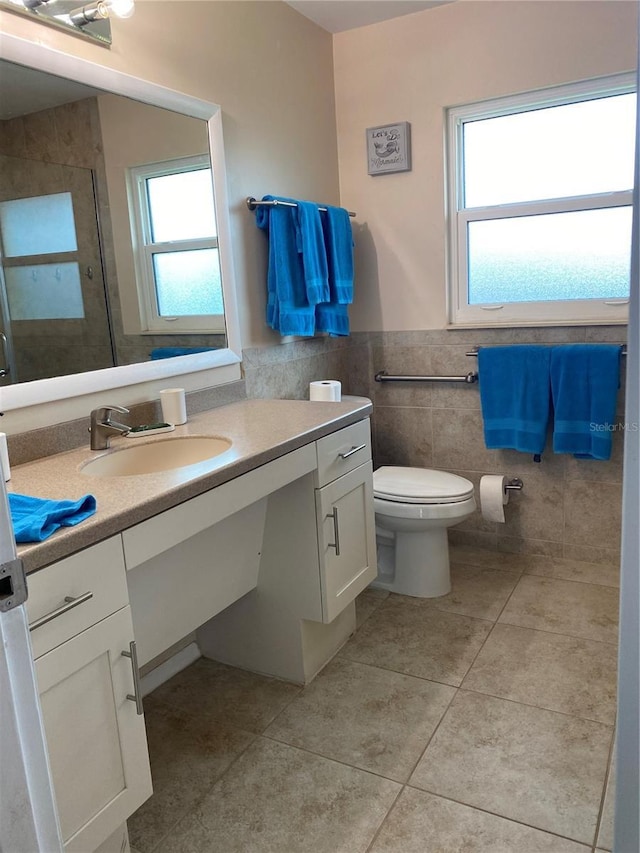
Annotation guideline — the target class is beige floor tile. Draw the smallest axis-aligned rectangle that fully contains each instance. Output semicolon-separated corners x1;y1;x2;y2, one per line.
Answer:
356;587;389;628
597;747;616;851
426;563;520;621
265;658;454;781
462;623;618;723
339;596;492;686
370;788;590;853
448;544;524;573
521;554;620;587
498;575;619;644
410;691;613;844
154;737;400;853
128;696;255;853
150;657;301;733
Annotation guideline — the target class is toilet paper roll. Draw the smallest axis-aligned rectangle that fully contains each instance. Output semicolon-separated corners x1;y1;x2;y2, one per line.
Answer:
479;474;508;523
309;380;342;402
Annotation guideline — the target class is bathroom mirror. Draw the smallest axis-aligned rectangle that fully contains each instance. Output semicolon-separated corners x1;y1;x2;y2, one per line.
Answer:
0;33;241;413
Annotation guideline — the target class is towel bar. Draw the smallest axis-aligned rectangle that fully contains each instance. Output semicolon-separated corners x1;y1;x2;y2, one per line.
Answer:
246;196;357;218
375;371;478;384
465;346;627;357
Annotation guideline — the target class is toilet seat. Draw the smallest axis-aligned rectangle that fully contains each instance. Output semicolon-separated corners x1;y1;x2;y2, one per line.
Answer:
373;466;474;505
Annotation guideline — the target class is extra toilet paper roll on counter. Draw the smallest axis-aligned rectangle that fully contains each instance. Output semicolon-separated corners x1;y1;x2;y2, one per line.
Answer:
479;474;508;523
309;380;342;402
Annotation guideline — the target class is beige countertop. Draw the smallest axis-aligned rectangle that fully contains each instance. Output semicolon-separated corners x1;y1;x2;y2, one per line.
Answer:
11;398;372;574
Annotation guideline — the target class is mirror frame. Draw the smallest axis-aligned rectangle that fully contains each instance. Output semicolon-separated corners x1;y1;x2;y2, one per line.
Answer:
0;32;242;413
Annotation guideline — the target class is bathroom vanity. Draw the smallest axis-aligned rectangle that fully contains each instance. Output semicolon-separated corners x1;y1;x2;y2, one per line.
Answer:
15;398;376;853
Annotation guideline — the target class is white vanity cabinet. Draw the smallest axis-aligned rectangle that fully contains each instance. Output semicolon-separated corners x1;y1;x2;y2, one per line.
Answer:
26;537;152;853
314;420;377;623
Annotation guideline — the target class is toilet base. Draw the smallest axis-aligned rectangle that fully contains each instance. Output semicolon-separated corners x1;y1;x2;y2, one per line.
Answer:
372;527;451;598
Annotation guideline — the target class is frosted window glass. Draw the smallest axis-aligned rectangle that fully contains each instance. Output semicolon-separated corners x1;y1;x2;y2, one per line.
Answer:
463;94;636;207
152;249;223;316
5;263;85;319
147;169;217;242
0;193;78;257
468;207;632;304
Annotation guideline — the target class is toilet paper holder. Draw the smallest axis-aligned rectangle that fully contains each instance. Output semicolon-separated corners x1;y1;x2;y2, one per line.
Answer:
504;478;524;493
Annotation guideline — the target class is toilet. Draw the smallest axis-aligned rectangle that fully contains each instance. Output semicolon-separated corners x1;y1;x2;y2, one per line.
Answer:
372;466;476;598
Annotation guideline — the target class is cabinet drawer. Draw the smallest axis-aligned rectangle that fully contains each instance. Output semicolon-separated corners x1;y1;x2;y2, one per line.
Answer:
315;419;371;488
26;537;129;660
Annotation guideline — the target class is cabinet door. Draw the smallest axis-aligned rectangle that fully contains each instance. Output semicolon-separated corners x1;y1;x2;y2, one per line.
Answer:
316;461;377;623
35;607;152;853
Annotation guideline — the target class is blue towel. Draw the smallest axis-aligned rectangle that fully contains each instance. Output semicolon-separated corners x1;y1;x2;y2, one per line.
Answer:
294;201;330;305
478;345;552;454
150;347;217;360
321;206;354;304
9;493;97;543
256;195;316;336
551;344;622;460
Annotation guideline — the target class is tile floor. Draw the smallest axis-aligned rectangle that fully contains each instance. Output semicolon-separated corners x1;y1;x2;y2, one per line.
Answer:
128;545;619;853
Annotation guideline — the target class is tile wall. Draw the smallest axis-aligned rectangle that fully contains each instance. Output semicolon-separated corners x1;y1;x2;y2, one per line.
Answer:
245;325;627;567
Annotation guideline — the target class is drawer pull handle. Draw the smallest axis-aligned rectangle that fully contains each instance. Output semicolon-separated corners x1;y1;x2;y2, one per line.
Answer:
121;641;144;715
29;591;93;632
339;443;366;460
327;507;341;556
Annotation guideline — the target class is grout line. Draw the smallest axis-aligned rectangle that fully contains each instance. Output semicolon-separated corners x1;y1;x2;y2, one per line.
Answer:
456;685;616;728
401;784;595;849
591;725;617;852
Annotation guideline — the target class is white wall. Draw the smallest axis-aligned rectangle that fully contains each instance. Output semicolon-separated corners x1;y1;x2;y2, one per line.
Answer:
333;0;639;331
0;0;340;350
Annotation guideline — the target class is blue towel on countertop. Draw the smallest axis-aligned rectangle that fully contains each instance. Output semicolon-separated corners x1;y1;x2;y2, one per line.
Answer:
256;195;316;337
478;345;552;455
9;493;97;543
295;200;329;305
551;344;622;460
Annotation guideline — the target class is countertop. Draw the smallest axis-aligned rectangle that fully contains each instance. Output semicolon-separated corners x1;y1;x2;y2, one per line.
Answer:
11;398;372;574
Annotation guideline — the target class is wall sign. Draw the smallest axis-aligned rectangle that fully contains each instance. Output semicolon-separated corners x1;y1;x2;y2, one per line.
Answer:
366;122;412;175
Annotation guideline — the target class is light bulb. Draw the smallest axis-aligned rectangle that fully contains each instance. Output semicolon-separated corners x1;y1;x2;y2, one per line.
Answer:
107;0;134;18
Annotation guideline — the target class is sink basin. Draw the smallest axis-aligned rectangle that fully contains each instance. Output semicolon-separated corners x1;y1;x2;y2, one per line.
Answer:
81;436;232;477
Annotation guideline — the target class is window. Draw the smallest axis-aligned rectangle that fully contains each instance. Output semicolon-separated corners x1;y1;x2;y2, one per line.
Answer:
0;192;85;320
128;156;224;333
446;75;636;326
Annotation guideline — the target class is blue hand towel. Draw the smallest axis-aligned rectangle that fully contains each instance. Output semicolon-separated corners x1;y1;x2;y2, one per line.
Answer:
478;345;552;454
150;347;217;360
321;205;354;304
255;195;316;337
551;344;622;460
294;200;330;305
9;493;97;543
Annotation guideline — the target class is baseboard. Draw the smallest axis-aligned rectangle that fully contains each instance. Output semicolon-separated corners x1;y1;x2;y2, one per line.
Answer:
140;641;201;697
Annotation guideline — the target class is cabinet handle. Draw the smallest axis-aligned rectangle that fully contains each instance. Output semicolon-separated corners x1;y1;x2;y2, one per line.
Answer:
326;507;341;556
121;641;144;715
339;443;366;460
29;591;93;631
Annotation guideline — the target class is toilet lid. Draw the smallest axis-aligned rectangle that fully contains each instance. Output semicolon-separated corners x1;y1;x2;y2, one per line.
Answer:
373;466;474;504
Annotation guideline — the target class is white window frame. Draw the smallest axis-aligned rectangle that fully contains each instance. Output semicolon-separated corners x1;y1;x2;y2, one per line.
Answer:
446;74;636;327
128;155;225;334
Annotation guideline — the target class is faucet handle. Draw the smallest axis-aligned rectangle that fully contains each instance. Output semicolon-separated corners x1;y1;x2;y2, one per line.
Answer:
92;404;130;421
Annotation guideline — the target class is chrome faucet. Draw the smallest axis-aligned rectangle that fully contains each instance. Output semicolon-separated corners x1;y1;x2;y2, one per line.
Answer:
89;405;131;450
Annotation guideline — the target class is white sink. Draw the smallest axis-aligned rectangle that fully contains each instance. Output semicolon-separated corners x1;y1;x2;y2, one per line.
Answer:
81;436;232;477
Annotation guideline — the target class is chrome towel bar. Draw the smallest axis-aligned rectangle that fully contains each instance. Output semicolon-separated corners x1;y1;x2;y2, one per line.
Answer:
246;196;356;218
465;346;627;357
375;371;478;384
